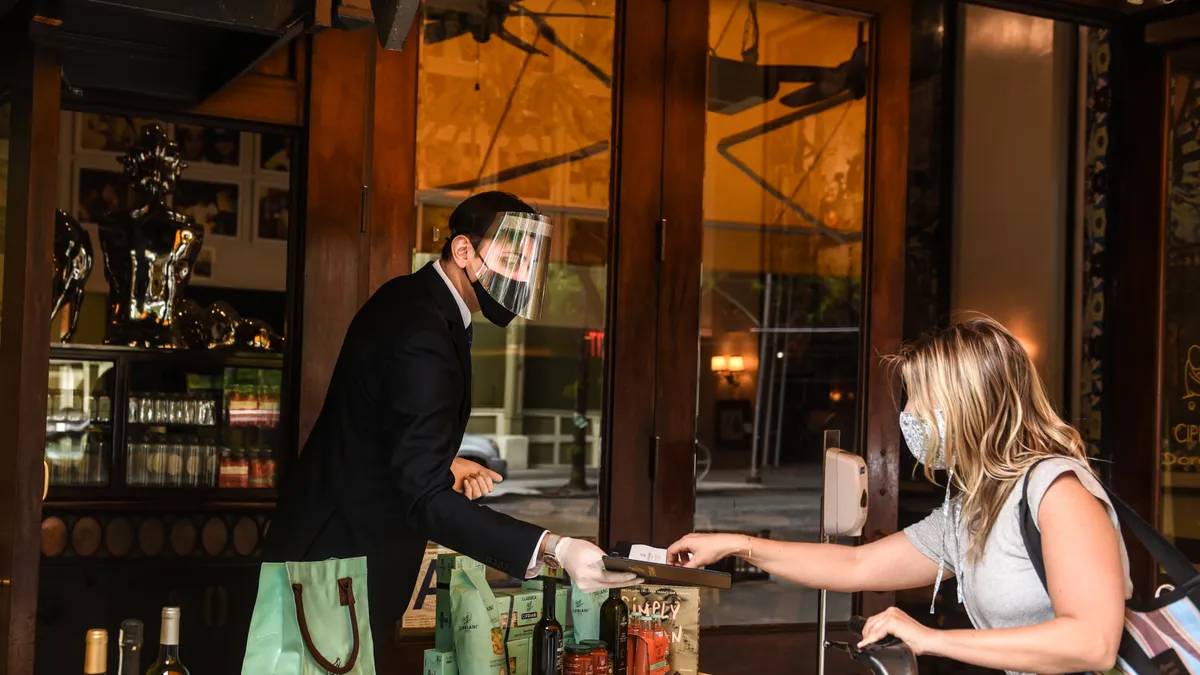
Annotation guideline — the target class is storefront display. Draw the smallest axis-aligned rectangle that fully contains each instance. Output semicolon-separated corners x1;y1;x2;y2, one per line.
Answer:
44;348;282;497
426;552;701;675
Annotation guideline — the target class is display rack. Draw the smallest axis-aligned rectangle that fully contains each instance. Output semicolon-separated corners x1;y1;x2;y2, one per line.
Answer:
45;344;285;505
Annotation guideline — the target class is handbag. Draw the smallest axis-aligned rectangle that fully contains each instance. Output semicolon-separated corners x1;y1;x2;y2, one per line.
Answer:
242;557;377;675
1019;458;1200;674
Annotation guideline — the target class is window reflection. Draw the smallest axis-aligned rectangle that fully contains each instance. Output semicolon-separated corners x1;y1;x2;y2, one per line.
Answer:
1161;48;1200;564
412;0;616;561
696;0;868;626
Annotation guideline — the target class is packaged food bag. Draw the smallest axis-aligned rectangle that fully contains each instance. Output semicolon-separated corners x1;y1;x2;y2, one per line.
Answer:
423;649;457;675
449;567;509;675
569;580;608;642
436;553;487;651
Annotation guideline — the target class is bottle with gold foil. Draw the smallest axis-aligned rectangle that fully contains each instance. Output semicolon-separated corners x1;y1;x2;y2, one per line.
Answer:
84;629;108;675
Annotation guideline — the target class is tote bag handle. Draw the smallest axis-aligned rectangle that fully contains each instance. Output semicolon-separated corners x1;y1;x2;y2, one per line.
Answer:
290;578;361;675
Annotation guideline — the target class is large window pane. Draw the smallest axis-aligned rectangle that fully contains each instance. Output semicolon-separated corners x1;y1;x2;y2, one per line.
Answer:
697;1;867;626
413;1;615;547
1161;48;1200;563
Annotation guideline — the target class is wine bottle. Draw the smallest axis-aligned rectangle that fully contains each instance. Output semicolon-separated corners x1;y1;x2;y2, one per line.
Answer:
144;607;189;675
533;577;564;675
118;620;143;675
84;629;108;675
599;589;628;675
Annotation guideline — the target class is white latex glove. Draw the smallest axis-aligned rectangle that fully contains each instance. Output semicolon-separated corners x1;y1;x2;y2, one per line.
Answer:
556;537;642;593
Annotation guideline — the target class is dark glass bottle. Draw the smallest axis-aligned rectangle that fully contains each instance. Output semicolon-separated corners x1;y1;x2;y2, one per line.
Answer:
144;607;189;675
533;577;564;675
599;588;628;675
118;620;144;675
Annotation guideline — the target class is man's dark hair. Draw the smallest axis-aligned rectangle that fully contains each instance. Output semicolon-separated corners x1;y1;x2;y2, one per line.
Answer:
440;191;536;260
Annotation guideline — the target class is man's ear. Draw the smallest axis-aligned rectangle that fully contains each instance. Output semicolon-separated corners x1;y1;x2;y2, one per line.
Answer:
450;235;473;270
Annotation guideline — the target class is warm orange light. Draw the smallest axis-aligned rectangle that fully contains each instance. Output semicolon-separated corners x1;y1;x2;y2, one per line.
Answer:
711;356;728;373
727;356;745;373
1015;335;1039;361
829;389;843;403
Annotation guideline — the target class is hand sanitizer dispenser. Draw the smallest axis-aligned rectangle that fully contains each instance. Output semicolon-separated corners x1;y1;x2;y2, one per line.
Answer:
817;430;869;675
823;446;868;537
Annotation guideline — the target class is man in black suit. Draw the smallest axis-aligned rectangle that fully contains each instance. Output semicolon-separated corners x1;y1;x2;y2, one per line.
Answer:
264;191;634;669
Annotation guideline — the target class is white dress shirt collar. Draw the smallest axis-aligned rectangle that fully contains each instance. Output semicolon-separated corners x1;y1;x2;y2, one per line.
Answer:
432;259;472;329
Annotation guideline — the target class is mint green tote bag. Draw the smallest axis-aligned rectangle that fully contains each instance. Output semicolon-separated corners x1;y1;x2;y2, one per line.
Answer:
242;557;377;675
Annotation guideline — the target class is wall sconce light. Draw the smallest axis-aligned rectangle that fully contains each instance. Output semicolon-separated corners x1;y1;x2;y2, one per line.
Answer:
712;354;746;385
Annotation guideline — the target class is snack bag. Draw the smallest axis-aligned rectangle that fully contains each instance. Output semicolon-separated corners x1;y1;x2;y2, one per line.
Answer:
569;580;608;642
449;567;508;675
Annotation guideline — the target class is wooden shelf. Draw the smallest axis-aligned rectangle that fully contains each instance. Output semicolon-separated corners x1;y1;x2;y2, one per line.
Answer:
51;343;284;369
46;487;277;506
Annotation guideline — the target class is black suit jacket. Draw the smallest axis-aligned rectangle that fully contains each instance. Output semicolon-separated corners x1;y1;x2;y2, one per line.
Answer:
264;262;544;631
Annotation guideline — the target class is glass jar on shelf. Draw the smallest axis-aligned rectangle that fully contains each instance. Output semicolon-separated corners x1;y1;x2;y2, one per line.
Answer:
94;394;111;423
126;435;147;486
182;394;199;426
197;395;217;426
163;435;184;487
144;434;166;487
152;395;169;426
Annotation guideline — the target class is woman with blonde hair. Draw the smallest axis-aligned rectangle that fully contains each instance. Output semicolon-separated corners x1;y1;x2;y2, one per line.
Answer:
668;315;1131;674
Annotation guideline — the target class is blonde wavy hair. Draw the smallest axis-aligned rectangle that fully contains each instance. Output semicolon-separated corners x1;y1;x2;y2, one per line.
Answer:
886;313;1092;561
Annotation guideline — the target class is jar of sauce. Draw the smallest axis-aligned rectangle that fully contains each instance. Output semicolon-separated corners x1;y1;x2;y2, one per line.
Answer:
583;640;610;675
564;643;595;675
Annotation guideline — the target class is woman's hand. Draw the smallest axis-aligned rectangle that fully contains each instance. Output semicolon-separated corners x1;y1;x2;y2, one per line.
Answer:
666;533;750;568
858;607;938;656
450;458;502;500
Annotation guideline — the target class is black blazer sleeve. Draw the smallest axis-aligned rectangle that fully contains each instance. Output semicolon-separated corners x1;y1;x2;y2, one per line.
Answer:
385;328;545;577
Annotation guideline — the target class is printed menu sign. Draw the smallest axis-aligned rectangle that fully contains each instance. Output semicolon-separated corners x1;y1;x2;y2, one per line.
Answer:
402;543;450;631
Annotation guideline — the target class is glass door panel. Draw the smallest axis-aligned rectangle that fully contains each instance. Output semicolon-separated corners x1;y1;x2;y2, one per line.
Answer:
413;0;616;543
696;0;869;627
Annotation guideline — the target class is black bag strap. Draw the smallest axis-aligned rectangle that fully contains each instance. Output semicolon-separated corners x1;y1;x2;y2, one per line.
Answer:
1018;457;1198;590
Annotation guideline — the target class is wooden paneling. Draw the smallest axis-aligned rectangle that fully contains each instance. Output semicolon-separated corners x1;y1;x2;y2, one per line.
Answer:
1107;24;1168;596
0;42;61;675
366;18;421;295
298;29;373;448
395;625;868;675
296;25;421;447
601;0;667;549
701;626;865;675
192;36;309;127
652;0;709;547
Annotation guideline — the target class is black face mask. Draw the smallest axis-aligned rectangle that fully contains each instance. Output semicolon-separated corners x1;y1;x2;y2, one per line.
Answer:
472;278;519;328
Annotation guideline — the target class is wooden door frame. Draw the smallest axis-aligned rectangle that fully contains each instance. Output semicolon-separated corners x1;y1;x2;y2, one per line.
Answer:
0;39;61;675
646;0;913;625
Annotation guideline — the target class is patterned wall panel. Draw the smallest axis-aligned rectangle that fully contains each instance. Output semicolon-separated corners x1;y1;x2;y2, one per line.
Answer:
41;510;270;562
1079;29;1111;466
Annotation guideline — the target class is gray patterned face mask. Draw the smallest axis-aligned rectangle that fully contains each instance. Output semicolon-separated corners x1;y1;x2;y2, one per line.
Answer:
899;408;964;612
899;409;946;469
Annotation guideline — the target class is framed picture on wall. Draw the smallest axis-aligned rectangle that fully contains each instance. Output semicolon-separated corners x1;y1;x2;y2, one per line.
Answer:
175;179;242;238
714;399;753;450
258;133;291;173
77;114;168;154
252;184;290;243
175;125;243;167
193;247;216;280
74;166;136;224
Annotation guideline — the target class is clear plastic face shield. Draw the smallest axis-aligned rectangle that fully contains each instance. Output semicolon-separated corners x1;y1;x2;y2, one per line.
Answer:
472;212;554;321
